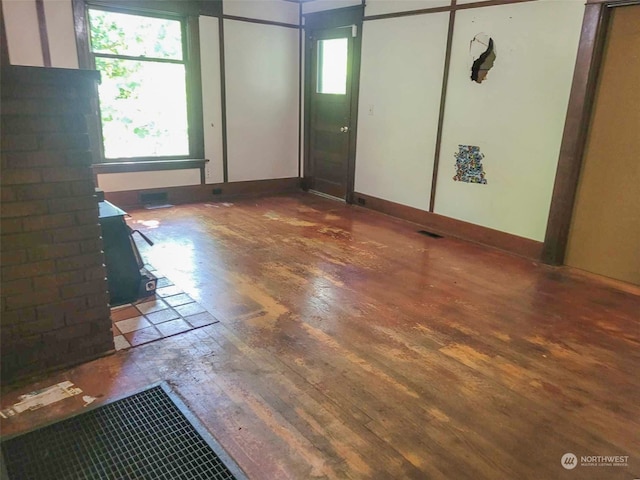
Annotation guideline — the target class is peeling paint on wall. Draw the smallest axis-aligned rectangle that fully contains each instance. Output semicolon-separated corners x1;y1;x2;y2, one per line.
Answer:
453;145;487;184
470;33;496;83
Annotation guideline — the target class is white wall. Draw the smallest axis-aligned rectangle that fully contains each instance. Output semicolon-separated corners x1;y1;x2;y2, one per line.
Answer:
355;13;449;211
2;0;78;68
199;16;225;184
434;1;583;240
97;170;201;192
2;0;43;67
224;19;299;182
43;0;78;68
364;0;450;17
224;0;299;24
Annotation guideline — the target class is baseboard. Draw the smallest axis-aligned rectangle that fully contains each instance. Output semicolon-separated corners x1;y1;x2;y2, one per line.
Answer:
104;178;302;209
561;266;640;296
353;192;544;261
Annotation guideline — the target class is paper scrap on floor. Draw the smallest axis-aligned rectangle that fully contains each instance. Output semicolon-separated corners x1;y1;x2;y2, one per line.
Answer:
0;381;82;418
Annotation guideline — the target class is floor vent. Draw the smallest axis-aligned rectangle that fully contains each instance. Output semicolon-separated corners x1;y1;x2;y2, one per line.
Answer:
418;230;443;239
139;192;169;207
1;384;246;480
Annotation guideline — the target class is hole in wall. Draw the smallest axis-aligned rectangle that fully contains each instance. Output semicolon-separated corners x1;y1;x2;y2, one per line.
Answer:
470;33;496;83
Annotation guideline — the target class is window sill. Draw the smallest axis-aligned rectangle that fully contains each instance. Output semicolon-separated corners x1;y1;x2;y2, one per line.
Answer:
93;159;209;183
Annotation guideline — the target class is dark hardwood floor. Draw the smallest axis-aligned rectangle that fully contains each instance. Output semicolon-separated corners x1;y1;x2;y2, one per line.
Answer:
2;193;639;479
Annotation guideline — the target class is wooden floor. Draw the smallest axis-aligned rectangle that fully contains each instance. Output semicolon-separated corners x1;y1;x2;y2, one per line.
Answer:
2;193;639;479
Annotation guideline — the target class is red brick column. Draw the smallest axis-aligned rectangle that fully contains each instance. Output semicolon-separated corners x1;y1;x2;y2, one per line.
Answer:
1;66;113;384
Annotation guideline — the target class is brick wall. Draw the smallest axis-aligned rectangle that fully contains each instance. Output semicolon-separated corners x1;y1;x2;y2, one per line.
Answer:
1;66;113;384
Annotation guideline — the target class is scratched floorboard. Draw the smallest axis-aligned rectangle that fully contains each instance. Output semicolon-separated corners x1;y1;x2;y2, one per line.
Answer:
2;193;639;480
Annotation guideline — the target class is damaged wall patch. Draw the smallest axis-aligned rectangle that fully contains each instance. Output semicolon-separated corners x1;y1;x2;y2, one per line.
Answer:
470;33;496;83
453;145;487;184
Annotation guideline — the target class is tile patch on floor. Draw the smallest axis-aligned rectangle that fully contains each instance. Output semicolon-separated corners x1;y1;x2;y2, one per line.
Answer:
110;269;219;350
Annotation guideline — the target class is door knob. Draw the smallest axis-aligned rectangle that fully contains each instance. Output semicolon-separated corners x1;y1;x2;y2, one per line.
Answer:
340;126;349;133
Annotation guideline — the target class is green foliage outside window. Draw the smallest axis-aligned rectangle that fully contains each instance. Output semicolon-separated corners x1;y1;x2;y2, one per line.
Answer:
89;9;189;159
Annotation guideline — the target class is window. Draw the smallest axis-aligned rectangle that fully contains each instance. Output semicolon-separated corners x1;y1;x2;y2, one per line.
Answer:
316;38;348;95
88;8;195;160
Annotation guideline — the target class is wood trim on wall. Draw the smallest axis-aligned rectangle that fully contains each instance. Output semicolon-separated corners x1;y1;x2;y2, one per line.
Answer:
199;0;222;17
0;0;10;66
298;1;303;178
429;3;456;212
364;4;450;22
85;0;220;17
72;0;92;69
354;192;544;260
222;15;299;30
363;0;536;22
541;3;608;265
35;0;51;67
586;0;640;4
104;177;302;209
186;15;205;161
456;0;536;11
218;15;229;182
302;15;312;190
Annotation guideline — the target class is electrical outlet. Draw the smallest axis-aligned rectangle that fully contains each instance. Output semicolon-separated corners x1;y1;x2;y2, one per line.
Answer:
212;188;222;195
357;197;366;205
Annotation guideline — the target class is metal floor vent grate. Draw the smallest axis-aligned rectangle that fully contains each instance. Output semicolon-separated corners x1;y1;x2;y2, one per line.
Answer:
418;230;443;239
1;384;245;480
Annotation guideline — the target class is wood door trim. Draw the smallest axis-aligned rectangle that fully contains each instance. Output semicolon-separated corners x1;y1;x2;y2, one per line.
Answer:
345;21;362;204
543;0;640;265
303;6;364;201
303;5;364;29
542;3;609;264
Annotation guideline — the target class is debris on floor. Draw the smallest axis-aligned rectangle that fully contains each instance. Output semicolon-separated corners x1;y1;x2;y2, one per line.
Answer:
82;395;98;407
0;381;82;418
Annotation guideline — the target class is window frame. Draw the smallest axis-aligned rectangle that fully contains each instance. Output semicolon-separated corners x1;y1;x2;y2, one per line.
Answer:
73;0;204;164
